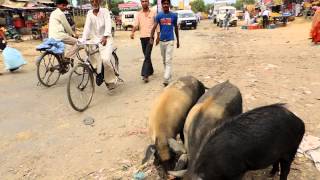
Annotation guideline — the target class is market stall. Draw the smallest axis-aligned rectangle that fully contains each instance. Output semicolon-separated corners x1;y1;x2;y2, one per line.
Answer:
0;0;54;40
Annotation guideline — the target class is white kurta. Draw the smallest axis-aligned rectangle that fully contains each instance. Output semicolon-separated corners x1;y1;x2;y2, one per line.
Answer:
82;8;116;83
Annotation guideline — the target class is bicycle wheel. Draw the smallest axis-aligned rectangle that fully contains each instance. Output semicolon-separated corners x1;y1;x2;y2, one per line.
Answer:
110;52;119;76
36;52;61;87
67;63;95;112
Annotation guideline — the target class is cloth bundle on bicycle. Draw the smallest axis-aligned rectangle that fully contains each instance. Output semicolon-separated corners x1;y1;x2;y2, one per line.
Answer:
36;38;65;54
1;46;27;71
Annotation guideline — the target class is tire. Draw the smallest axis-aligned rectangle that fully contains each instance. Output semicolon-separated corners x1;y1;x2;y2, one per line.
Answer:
67;63;94;112
36;52;61;87
111;27;115;37
110;52;119;76
194;25;197;29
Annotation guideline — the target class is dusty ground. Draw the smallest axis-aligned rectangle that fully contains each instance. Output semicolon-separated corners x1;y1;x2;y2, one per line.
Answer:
1;18;320;179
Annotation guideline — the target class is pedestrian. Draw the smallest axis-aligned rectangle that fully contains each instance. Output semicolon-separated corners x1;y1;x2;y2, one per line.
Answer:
0;38;27;73
81;0;117;89
150;0;180;87
244;9;250;25
130;0;159;83
224;9;232;30
262;8;271;29
310;8;320;44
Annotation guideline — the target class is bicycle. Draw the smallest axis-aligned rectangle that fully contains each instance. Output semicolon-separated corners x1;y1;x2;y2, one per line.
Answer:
36;41;85;87
67;41;123;112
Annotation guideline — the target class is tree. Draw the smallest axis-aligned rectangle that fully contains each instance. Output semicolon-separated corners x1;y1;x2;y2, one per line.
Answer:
205;3;214;14
233;0;257;10
109;0;124;15
190;0;206;13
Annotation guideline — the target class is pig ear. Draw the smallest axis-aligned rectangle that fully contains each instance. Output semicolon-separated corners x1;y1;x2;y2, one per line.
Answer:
168;170;187;177
141;144;156;164
168;138;187;155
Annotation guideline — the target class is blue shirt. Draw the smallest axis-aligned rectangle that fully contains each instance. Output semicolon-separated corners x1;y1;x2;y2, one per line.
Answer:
156;12;177;41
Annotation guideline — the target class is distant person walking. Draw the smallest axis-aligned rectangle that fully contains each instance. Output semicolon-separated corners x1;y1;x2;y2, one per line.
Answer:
131;0;159;83
150;0;180;87
262;8;270;28
224;9;232;30
244;9;250;25
310;8;320;44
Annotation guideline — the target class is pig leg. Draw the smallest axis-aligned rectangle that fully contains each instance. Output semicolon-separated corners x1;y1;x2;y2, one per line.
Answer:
269;161;280;177
174;153;188;170
279;159;292;180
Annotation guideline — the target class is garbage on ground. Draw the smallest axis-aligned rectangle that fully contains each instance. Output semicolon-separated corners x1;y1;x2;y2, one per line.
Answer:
133;172;145;180
298;134;320;171
83;116;95;126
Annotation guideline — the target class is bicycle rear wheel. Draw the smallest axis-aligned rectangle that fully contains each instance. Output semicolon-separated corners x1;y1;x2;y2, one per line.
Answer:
36;52;61;87
67;63;94;112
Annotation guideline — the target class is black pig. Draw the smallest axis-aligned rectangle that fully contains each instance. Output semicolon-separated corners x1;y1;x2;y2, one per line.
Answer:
183;104;305;180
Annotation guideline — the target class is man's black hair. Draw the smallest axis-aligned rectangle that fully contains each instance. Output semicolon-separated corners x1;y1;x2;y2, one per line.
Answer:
55;0;69;5
161;0;170;4
0;38;7;50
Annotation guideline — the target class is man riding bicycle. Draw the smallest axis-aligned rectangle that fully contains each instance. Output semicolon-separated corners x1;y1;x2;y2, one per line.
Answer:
81;0;117;89
49;0;77;61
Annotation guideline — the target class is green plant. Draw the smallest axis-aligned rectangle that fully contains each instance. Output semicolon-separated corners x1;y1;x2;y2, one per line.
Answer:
190;0;206;13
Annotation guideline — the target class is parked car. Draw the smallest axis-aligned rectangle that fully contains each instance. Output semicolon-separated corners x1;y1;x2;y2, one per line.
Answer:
216;6;238;27
121;11;136;31
176;10;197;29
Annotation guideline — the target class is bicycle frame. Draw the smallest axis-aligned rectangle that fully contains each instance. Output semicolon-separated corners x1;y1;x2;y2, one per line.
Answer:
75;43;100;76
75;43;118;77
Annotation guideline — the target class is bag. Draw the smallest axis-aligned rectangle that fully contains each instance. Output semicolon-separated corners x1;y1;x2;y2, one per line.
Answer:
2;47;27;70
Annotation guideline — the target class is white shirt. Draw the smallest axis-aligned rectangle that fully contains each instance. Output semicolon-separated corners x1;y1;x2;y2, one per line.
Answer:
244;11;250;20
82;8;113;44
262;10;270;17
49;8;74;40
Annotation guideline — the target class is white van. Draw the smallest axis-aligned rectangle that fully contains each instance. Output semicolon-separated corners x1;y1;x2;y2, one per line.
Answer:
176;10;198;29
121;11;136;31
216;6;238;27
212;1;227;24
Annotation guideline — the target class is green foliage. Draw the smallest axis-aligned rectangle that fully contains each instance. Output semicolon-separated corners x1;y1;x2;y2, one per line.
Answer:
190;0;206;13
109;0;124;15
233;0;256;10
205;3;214;13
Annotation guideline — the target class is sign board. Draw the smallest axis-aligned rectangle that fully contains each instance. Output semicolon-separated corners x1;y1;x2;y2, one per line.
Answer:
118;2;139;11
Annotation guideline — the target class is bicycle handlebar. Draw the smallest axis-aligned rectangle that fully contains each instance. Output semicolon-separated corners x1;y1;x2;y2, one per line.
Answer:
77;39;100;46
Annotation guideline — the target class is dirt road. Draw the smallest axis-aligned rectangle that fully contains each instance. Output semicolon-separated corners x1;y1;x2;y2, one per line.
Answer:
1;19;320;179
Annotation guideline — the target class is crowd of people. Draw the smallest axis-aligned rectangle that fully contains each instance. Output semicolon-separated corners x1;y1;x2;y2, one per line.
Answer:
48;0;179;87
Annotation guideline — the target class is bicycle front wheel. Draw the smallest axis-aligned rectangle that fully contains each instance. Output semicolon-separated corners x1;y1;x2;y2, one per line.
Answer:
110;52;119;76
36;52;61;87
67;63;95;112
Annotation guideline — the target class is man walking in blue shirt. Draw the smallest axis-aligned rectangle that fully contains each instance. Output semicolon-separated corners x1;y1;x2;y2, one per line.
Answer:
150;0;180;86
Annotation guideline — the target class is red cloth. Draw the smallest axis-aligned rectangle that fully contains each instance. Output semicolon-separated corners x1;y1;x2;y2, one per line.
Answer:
311;21;320;43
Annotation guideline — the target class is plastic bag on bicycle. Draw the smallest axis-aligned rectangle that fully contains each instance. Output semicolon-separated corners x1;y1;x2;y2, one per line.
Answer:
36;38;65;54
